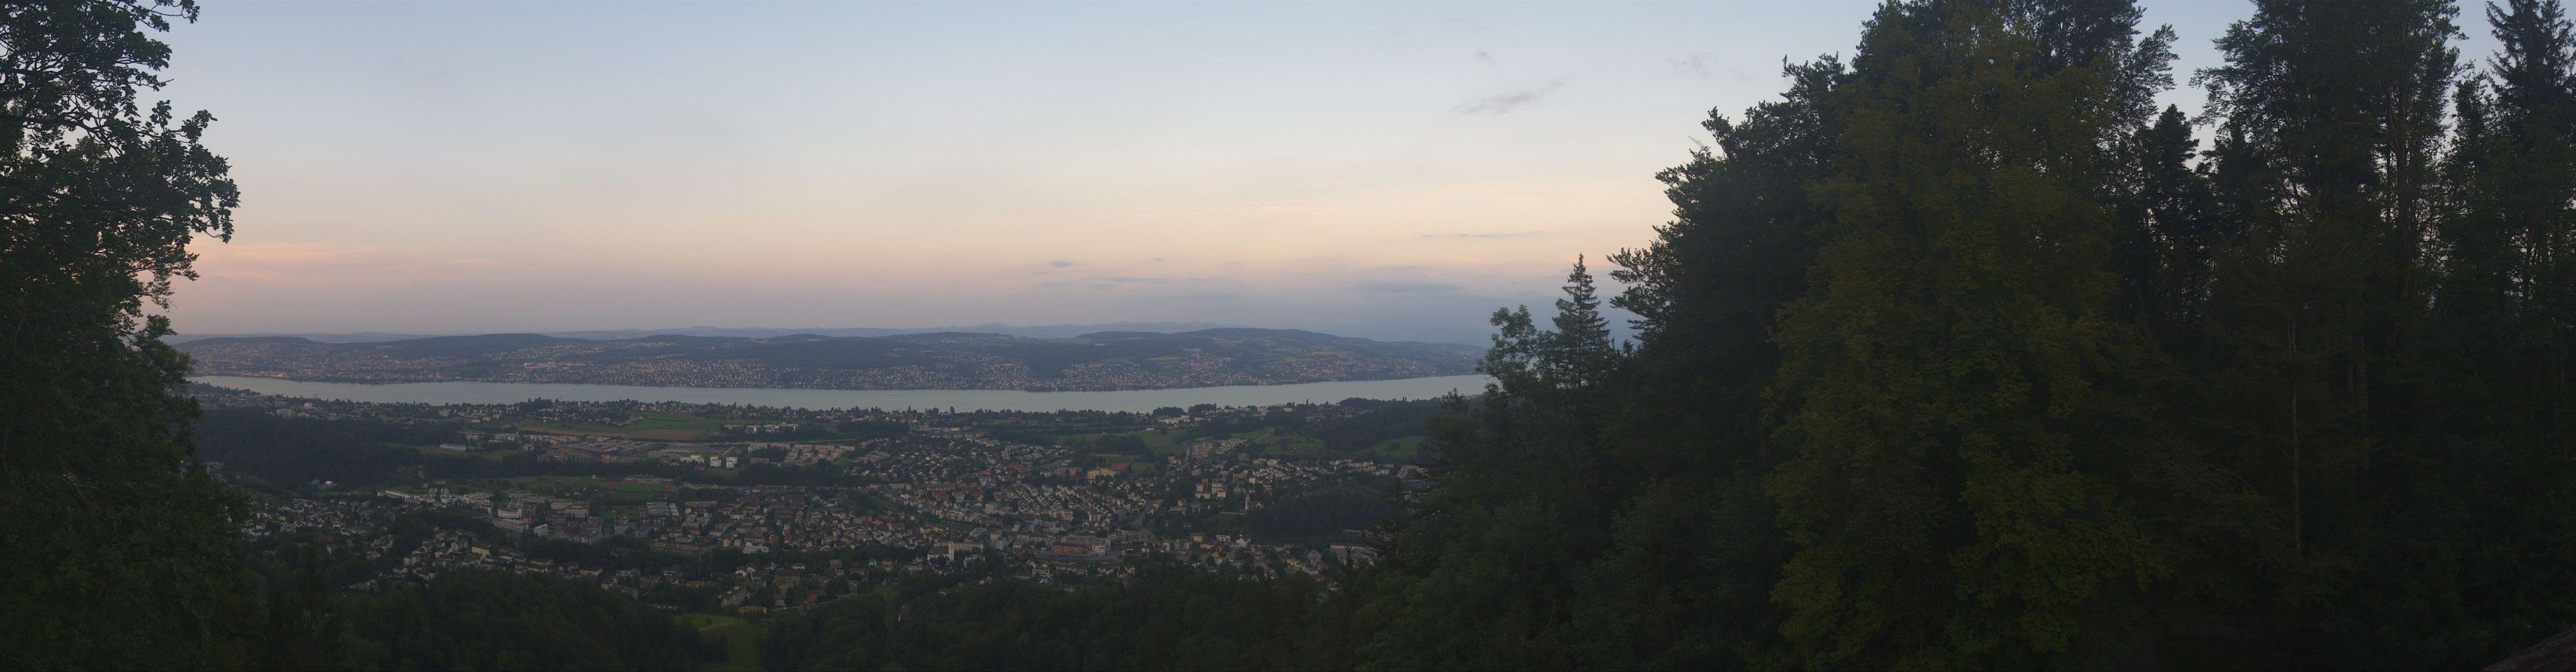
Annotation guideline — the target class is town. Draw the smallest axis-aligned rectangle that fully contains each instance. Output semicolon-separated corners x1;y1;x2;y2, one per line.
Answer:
201;385;1430;616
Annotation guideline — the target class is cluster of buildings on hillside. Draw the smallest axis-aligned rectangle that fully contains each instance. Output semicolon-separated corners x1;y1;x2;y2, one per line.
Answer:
245;432;1397;608
213;388;1427;614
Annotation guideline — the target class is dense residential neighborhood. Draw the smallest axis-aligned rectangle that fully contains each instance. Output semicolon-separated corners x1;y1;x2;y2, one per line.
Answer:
209;385;1422;616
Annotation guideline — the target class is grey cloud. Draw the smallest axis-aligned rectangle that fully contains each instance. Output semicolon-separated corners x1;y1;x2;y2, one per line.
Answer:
1474;49;1495;66
1050;260;1075;267
1040;281;1072;287
1669;52;1717;80
1453;78;1567;116
1669;52;1752;85
1177;291;1239;301
1354;280;1463;294
1085;276;1167;284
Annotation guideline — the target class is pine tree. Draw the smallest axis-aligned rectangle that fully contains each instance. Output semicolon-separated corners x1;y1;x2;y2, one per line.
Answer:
2483;0;2576;432
2190;1;2515;665
2194;0;2458;558
1762;2;2186;666
1557;54;1854;670
1358;261;1623;669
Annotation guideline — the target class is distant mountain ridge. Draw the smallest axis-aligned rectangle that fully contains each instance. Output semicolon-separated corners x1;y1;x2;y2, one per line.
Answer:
171;322;1257;345
179;327;1485;392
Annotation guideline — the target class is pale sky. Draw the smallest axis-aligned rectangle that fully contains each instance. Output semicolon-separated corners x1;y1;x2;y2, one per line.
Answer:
155;1;2373;343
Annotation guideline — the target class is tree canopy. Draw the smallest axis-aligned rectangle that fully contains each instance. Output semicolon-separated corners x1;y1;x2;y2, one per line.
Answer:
0;1;246;667
1359;0;2576;668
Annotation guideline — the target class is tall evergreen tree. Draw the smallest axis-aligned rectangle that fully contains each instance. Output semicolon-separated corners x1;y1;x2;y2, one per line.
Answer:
1357;261;1623;669
1581;54;1850;669
2340;1;2576;666
2111;105;2219;348
2195;0;2457;553
1761;1;2192;666
2482;0;2576;431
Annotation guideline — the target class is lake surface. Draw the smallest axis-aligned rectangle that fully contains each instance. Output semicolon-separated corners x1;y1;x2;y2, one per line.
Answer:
186;375;1495;413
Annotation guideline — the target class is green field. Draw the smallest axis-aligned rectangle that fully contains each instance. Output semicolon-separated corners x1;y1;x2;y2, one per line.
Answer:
1136;430;1184;455
1233;427;1325;455
1357;435;1427;459
1197;511;1248;534
676;613;763;671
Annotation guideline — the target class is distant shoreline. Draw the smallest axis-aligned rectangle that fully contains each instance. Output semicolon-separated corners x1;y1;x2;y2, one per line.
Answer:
181;370;1459;393
186;374;1495;413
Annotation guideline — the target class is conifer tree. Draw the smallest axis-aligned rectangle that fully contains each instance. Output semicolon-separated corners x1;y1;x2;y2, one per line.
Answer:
1358;261;1622;669
2482;0;2576;429
2193;0;2460;627
1762;1;2186;666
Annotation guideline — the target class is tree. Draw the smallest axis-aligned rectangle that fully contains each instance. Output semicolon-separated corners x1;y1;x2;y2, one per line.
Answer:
1356;261;1623;669
1586;52;1850;670
2112;105;2220;348
0;1;245;667
2474;0;2576;432
2188;4;2482;665
1762;2;2190;666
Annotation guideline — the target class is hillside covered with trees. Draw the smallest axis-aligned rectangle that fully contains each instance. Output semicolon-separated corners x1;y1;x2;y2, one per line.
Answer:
1354;0;2576;667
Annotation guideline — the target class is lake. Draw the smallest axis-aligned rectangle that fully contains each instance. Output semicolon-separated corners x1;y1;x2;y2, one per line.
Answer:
185;375;1495;413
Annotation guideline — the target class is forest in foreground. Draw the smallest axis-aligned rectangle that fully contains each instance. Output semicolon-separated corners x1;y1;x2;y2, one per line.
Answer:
12;0;2576;669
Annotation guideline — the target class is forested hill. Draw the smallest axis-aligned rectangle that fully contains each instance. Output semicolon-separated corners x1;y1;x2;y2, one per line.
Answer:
178;328;1482;390
1355;0;2576;669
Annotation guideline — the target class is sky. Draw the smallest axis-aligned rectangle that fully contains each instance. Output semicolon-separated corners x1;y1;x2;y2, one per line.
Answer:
153;1;2474;344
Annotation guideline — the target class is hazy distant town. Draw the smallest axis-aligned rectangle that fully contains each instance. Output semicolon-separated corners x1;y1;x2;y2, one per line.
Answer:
195;383;1435;616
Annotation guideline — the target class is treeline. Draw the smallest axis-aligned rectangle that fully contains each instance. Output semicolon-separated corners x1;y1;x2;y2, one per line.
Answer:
1306;400;1444;454
1066;399;1448;461
1242;487;1394;541
1179;399;1450;456
194;410;436;494
195;409;854;494
761;566;1349;671
1358;0;2576;668
257;570;710;671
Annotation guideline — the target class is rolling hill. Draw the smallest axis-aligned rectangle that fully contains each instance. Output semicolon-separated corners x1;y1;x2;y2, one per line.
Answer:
179;328;1485;391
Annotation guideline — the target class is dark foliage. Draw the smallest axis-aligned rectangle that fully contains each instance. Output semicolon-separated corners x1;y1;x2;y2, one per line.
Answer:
194;410;428;494
1348;1;2576;669
0;1;250;666
762;566;1348;671
1243;487;1396;540
335;570;707;670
